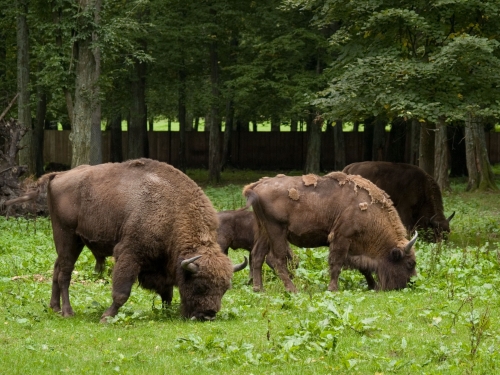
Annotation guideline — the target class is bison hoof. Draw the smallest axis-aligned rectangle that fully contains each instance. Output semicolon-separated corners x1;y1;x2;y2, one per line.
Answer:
61;309;75;317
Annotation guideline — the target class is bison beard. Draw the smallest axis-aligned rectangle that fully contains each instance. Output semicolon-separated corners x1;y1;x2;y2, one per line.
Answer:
5;159;247;322
243;172;418;293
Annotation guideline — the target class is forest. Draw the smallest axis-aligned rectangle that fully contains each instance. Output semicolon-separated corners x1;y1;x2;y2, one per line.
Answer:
1;0;499;188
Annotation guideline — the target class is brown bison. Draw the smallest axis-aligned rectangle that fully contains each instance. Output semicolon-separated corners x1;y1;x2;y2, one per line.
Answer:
343;161;454;241
243;172;418;293
217;209;297;278
6;159;246;322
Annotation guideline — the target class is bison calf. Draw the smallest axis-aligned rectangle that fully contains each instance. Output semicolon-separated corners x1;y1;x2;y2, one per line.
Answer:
217;209;297;278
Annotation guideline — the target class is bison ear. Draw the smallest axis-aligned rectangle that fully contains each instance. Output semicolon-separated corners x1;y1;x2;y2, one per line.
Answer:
390;248;403;261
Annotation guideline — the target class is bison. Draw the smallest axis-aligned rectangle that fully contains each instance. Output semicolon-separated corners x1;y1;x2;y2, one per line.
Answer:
217;209;297;279
343;161;454;241
6;159;247;322
243;172;418;293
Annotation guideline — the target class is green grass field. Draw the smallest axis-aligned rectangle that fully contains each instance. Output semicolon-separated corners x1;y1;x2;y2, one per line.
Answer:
1;171;499;374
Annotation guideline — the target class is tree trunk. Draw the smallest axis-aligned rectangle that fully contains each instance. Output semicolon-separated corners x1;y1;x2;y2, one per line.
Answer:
464;114;498;191
222;99;234;170
290;118;298;132
434;116;450;191
333;120;346;170
448;123;468;177
419;121;435;177
208;38;221;183
372;117;386;161
363;117;374;161
17;0;34;174
409;118;420;165
70;0;102;167
304;112;321;174
178;66;187;172
109;114;123;162
271;115;280;132
127;60;148;160
387;117;406;162
33;83;46;176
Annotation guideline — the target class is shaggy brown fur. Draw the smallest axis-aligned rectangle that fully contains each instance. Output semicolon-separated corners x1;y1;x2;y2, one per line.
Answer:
217;210;297;278
6;159;245;322
343;161;454;241
243;172;417;292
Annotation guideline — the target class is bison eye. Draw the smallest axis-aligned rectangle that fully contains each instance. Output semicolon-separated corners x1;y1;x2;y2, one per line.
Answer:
194;283;208;295
407;260;416;269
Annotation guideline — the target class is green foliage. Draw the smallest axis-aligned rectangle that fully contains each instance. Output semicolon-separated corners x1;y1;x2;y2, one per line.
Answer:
0;176;500;374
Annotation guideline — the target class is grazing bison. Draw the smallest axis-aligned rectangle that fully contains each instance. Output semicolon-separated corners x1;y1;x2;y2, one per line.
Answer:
343;161;454;241
217;210;297;278
243;172;418;293
6;159;247;322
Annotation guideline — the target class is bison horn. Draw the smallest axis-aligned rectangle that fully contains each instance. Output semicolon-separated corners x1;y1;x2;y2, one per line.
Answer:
429;214;438;226
447;211;455;222
233;256;248;273
404;232;418;254
181;255;202;273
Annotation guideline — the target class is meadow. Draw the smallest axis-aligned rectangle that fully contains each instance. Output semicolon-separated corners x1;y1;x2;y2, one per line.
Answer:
0;169;499;375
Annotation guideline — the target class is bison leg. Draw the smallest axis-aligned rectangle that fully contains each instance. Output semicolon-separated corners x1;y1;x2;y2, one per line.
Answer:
160;285;174;308
265;225;297;293
50;232;84;317
327;237;351;291
359;269;377;290
250;237;268;292
100;252;140;323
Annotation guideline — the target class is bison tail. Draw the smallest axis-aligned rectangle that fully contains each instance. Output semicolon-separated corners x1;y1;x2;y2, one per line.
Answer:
4;171;59;207
238;185;258;211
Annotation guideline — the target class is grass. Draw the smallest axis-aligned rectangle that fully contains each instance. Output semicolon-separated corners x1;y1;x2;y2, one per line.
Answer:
1;171;500;374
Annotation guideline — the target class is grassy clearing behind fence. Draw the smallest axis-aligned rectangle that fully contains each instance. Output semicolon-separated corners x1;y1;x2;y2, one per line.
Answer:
1;171;500;374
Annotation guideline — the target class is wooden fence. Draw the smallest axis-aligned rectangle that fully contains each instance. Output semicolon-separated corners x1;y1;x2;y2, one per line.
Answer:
43;130;500;170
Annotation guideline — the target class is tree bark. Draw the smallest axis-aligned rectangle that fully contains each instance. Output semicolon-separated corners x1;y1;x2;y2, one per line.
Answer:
33;83;46;177
434;116;450;191
333;120;346;170
178;65;187;172
290;118;298;132
304;112;321;174
109;114;123;163
372;117;386;161
271;115;280;132
363;117;374;161
70;0;102;167
409;118;420;165
464;114;498;191
17;0;34;174
222;99;234;170
208;38;221;183
127;60;148;160
419;121;435;177
387;117;406;163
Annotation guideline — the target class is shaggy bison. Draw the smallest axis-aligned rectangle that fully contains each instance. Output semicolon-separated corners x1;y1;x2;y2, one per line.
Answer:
217;209;297;278
343;161;454;241
243;172;418;293
6;159;247;322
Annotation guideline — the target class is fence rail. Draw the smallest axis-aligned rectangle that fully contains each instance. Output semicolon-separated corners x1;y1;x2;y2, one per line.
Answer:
43;130;500;170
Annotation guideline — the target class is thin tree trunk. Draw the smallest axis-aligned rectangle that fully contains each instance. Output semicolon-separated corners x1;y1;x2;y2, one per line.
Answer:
17;0;34;174
464;114;498;191
419;121;435;177
363;117;374;161
333;120;345;170
434;116;450;191
70;0;102;167
290;118;298;132
178;65;187;172
372;117;386;161
304;112;321;174
33;83;46;176
409;118;420;165
208;38;221;183
109;114;123;162
127;60;148;160
222;99;234;170
387;117;406;162
271;115;280;132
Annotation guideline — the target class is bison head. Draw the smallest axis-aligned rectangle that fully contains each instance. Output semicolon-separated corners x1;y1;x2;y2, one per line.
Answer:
377;232;418;291
177;253;247;321
429;211;455;241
